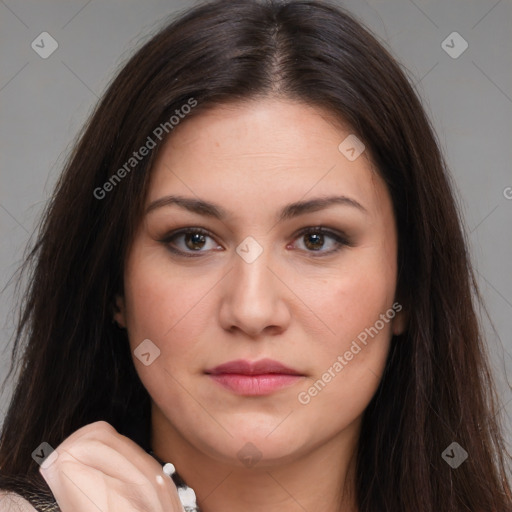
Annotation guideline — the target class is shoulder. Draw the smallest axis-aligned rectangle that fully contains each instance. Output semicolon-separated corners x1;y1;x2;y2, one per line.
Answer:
0;491;39;512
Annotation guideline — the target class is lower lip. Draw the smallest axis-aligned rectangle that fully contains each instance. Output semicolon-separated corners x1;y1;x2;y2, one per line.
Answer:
207;373;303;395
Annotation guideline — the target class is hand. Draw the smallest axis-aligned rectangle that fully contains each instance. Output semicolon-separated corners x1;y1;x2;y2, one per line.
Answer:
39;420;184;512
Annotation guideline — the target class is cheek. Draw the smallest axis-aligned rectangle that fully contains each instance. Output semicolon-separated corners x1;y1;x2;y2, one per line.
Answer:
293;247;397;411
123;254;217;364
305;271;394;374
299;245;397;349
122;259;217;425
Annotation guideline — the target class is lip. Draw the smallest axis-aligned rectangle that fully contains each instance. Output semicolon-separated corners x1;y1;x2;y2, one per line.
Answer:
205;358;304;396
205;358;301;376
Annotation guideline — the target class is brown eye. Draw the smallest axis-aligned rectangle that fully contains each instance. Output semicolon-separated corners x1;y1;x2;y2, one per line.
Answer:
160;228;221;257
292;227;351;256
184;232;208;251
303;232;325;251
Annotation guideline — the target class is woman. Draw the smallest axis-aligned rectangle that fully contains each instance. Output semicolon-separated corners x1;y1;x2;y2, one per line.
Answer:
0;0;510;510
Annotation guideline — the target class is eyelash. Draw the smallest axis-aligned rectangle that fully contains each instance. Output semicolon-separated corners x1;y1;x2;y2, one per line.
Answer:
159;226;352;258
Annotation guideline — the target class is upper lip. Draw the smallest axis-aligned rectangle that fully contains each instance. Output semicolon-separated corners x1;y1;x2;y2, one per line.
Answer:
205;358;302;376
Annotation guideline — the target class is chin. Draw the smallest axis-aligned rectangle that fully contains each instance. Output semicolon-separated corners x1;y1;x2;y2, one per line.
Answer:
204;427;308;468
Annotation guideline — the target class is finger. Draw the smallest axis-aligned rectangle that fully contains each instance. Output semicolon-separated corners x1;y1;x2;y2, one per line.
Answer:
40;440;181;511
41;458;174;512
56;421;162;478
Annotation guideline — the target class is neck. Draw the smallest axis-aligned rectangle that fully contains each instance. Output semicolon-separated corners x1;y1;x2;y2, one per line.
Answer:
150;405;360;512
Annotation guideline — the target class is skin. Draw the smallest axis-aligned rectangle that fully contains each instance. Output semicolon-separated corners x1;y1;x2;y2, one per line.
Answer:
114;97;406;512
39;422;184;512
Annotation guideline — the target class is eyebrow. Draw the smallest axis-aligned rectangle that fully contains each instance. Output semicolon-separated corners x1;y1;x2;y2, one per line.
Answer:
145;194;367;222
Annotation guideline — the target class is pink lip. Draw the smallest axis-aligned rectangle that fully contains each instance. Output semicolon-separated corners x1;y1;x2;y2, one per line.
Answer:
206;358;301;375
205;358;304;396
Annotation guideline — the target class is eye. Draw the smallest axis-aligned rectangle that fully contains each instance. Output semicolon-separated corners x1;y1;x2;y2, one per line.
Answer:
160;228;221;257
290;227;351;256
159;226;351;258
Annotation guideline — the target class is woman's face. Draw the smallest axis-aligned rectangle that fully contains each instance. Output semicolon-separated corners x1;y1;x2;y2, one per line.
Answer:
115;98;405;467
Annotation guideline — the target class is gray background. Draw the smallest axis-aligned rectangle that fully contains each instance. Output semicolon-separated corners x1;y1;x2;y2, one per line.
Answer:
1;0;511;458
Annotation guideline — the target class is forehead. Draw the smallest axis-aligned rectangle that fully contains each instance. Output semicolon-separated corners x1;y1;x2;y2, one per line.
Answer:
157;97;350;163
146;98;389;220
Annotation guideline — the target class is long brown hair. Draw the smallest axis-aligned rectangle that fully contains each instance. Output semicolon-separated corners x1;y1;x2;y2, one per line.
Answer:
1;1;510;510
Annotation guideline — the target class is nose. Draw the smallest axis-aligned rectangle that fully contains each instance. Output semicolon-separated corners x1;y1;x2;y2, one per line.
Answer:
218;239;291;338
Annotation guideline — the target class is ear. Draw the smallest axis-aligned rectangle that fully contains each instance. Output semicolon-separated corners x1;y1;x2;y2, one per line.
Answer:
113;294;127;328
391;304;407;336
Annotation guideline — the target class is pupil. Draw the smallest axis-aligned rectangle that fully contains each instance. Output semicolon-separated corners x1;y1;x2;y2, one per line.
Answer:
306;233;323;250
186;233;205;250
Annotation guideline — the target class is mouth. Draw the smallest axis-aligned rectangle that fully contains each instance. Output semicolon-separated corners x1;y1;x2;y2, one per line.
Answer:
204;358;305;396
